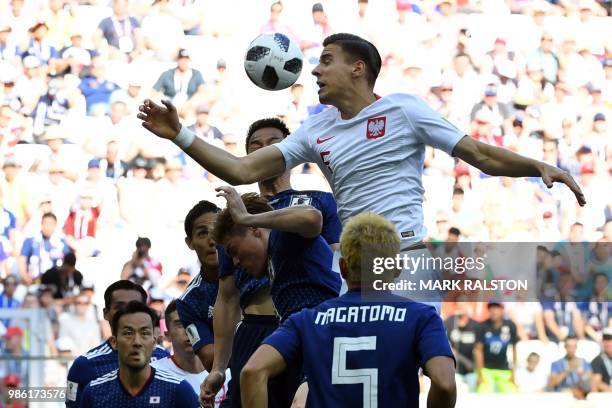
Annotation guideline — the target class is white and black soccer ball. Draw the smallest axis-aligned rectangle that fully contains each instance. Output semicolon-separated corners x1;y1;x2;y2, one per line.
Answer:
244;33;303;91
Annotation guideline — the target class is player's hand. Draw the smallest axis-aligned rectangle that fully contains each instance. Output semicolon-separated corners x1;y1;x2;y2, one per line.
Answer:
137;99;181;140
538;163;586;206
216;186;250;224
200;370;225;406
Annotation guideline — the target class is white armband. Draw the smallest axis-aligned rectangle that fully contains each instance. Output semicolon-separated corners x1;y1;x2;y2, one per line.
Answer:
173;126;196;149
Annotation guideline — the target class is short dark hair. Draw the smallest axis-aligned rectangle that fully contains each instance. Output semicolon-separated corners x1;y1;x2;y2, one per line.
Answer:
103;280;147;309
63;252;77;267
164;299;178;326
448;227;461;236
594;272;609;282
184;200;220;240
135;237;151;249
245;118;290;153
213;193;273;244
452;187;464;196
322;33;381;86
42;212;57;222
111;301;158;336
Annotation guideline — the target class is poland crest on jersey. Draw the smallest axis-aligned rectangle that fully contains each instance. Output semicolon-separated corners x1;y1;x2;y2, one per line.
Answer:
366;116;386;139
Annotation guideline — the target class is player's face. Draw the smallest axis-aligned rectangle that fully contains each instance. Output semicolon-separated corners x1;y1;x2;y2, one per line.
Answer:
166;310;193;355
223;229;268;278
312;44;355;105
115;312;155;370
104;290;145;322
247;127;285;154
186;212;218;269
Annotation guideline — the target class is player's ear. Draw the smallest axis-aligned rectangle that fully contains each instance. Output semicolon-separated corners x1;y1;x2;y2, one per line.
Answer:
184;237;194;250
339;257;348;280
103;307;110;322
109;335;117;350
351;60;366;80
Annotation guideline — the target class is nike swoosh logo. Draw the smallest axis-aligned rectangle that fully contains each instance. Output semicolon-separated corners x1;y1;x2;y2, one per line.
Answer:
316;135;335;144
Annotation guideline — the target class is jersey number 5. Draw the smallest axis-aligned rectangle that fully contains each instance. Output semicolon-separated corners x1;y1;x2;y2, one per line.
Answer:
331;336;378;407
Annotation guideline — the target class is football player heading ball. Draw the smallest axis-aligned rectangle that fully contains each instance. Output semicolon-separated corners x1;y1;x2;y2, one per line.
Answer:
138;32;585;248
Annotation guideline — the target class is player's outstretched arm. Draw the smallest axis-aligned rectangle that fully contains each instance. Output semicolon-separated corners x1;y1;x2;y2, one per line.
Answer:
452;136;586;206
241;345;287;408
216;186;323;238
424;356;456;408
201;275;241;406
138;99;286;185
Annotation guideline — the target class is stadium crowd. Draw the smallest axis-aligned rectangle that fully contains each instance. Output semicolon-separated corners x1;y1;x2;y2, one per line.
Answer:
0;0;611;403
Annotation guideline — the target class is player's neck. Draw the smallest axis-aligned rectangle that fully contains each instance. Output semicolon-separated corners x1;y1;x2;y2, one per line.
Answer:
119;365;152;396
337;89;377;120
258;174;291;197
172;352;203;374
200;265;219;282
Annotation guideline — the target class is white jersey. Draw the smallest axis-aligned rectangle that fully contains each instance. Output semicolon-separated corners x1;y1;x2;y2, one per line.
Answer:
151;356;230;407
275;93;465;244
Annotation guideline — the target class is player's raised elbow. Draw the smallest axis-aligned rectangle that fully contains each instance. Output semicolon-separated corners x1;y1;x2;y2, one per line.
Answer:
300;208;323;238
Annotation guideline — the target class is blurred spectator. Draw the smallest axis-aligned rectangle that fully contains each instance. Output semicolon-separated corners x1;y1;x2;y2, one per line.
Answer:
30;78;71;137
260;1;297;42
470;83;512;133
162;268;191;299
475;300;518;393
140;0;185;61
14;55;47;117
18;212;69;285
14;292;57;356
0;187;17;253
30;124;79;180
515;352;548;392
445;301;478;391
59;32;94;77
43;0;76;52
548;336;592;392
21;21;60;74
0;326;27;388
40;252;82;301
580;272;611;342
506;300;548;342
78;56;121;115
153;49;205;107
0;23;19;64
0;276;21;328
99;140;129;180
300;2;333;62
94;0;144;60
58;293;101;356
187;104;224;147
529;33;559;85
117;157;156;230
63;190;101;257
590;327;612;392
37;285;59;338
120;237;163;289
542;273;585;342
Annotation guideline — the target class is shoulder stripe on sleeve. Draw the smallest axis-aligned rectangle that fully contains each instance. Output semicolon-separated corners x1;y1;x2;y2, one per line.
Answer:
84;344;113;360
154;372;183;384
179;275;201;301
89;370;118;386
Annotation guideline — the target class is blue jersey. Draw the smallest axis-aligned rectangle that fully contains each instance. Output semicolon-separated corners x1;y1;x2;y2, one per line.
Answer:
268;229;340;321
66;341;169;407
80;368;198;408
264;290;454;407
219;189;342;311
176;269;218;352
267;189;342;245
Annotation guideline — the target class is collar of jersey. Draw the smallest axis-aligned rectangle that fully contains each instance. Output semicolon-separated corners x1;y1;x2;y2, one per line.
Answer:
118;366;155;397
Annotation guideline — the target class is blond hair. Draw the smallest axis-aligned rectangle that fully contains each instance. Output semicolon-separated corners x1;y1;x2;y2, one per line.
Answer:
340;212;400;282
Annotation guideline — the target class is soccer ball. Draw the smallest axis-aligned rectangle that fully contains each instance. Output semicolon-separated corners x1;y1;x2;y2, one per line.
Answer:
244;33;303;91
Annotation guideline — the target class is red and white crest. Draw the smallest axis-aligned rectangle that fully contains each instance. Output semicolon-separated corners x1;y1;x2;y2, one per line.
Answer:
366;116;386;139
